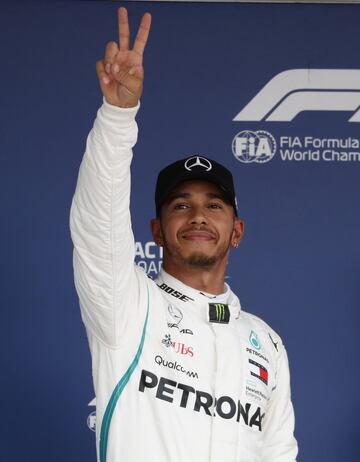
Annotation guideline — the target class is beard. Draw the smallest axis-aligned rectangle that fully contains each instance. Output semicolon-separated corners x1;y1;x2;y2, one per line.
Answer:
161;228;232;269
183;252;220;268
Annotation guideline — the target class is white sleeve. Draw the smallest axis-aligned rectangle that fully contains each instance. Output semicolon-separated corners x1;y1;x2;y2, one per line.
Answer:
262;344;298;461
70;99;144;347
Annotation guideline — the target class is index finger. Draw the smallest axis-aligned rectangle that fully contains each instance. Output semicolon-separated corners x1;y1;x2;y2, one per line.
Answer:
133;12;152;57
118;7;130;51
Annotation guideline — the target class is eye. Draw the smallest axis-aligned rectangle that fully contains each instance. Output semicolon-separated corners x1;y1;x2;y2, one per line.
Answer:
174;203;189;210
208;202;222;209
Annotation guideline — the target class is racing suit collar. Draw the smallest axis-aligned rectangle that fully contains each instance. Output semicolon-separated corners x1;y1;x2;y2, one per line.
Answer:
156;269;242;323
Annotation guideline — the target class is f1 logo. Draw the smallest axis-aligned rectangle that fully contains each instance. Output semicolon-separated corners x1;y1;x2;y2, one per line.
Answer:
233;69;360;122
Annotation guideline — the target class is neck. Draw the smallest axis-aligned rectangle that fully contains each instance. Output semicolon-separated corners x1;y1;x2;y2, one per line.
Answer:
162;260;226;295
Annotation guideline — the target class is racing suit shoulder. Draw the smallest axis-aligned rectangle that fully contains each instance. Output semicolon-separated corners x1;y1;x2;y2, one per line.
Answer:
70;100;148;348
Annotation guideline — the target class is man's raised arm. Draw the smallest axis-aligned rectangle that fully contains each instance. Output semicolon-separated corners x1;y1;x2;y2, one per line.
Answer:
70;8;151;347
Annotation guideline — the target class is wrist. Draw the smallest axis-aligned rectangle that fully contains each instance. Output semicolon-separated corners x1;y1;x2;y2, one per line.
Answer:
100;97;140;121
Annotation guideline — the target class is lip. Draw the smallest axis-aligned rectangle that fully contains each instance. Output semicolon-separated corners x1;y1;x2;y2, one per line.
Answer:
180;231;214;241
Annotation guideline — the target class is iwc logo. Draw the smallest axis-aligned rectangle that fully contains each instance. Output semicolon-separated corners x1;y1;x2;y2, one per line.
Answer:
184;156;212;171
232;130;276;163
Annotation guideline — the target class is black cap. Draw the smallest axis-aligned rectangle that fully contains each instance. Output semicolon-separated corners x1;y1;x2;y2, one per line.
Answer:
155;155;237;216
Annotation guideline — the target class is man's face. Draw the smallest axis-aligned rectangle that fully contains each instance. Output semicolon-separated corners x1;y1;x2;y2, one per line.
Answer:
151;180;244;270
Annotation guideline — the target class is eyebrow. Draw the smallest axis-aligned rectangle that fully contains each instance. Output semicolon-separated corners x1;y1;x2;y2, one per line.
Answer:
167;191;228;203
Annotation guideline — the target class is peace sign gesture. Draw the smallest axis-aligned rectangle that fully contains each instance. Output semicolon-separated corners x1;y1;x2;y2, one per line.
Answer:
96;7;152;108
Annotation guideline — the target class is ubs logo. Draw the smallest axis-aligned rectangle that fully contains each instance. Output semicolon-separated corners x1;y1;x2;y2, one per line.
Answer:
161;334;194;356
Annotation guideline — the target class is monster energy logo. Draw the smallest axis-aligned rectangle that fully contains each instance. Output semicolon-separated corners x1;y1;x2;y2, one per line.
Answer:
215;304;225;321
209;303;230;324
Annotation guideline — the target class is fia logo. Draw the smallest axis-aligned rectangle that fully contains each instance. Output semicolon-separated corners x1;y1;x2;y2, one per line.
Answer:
232;130;276;164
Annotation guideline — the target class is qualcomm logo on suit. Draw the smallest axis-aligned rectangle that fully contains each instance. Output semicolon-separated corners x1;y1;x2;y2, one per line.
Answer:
232;69;360;164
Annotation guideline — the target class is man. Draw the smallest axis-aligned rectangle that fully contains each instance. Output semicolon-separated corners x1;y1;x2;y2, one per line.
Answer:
70;7;298;462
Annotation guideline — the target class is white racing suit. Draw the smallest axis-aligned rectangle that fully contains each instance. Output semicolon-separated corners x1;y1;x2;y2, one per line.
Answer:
70;100;298;462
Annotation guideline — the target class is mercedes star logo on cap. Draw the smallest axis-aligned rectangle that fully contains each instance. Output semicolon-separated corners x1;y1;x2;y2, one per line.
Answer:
184;156;212;172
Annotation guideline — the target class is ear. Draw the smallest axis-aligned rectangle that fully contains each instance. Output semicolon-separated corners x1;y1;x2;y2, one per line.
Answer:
231;218;245;248
150;218;163;246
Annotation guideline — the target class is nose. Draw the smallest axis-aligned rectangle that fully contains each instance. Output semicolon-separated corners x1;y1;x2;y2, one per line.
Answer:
188;206;208;226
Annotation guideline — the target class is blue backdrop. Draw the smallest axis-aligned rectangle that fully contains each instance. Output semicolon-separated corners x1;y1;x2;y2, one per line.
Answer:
1;1;360;461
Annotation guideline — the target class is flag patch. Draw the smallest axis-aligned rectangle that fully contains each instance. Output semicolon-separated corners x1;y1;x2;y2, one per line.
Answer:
249;358;268;385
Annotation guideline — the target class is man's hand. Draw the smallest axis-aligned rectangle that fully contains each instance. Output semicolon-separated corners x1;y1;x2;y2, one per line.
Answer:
96;7;151;108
